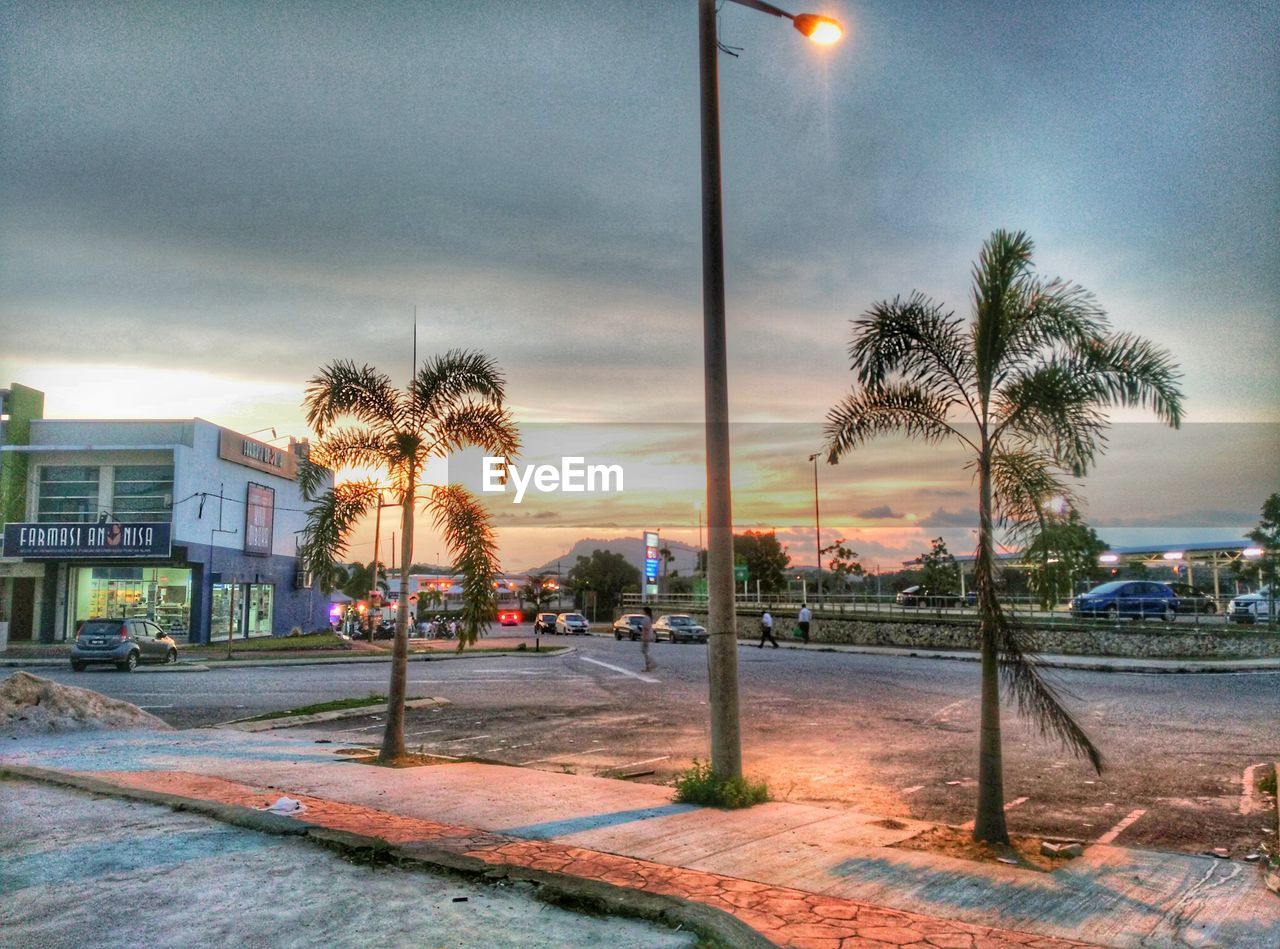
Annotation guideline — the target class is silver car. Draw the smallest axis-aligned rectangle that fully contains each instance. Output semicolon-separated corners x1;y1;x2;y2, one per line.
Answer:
555;612;590;635
70;618;179;672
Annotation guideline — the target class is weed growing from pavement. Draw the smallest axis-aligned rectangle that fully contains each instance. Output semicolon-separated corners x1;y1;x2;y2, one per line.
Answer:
241;692;386;722
674;760;770;809
1259;766;1277;797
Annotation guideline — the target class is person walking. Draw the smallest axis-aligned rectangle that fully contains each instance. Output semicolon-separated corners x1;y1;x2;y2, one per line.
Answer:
639;606;657;672
797;603;812;644
758;609;779;648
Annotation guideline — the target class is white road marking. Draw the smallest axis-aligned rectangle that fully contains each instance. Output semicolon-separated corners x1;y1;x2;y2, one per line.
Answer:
611;755;671;771
960;796;1028;831
1239;763;1265;815
139;705;174;709
577;656;659;683
519;749;601;766
923;699;968;724
436;734;491;744
902;785;925;795
1096;808;1146;844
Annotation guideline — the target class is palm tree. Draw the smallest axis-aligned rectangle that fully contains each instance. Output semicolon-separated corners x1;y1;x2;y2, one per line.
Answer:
298;350;519;763
824;231;1182;843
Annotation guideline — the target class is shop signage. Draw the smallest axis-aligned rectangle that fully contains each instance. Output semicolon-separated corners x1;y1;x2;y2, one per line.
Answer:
244;483;275;556
644;530;660;596
218;428;298;480
3;522;172;559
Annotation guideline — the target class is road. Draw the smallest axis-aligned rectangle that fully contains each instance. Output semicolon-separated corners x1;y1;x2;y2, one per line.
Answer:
39;625;1280;857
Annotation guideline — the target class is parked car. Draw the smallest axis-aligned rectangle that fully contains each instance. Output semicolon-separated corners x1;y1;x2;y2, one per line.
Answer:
555;612;590;635
1227;586;1275;625
1163;582;1217;614
1070;581;1178;621
612;613;647;641
497;609;522;626
653;614;708;644
70;618;179;672
533;612;558;634
895;586;960;608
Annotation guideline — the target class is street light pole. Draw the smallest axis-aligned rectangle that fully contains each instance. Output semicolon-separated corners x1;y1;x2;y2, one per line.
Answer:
697;0;841;780
809;452;822;606
699;0;742;781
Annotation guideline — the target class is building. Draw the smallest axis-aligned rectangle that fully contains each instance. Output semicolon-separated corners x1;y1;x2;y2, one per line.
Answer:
0;391;330;644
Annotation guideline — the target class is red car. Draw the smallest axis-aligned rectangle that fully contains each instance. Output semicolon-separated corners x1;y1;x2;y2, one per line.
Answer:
498;609;522;626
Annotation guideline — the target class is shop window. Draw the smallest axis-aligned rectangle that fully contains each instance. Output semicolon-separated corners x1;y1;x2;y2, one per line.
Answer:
70;566;192;639
112;465;174;522
38;466;100;523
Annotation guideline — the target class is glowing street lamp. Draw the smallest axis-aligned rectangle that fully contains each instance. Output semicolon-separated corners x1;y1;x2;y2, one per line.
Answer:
697;0;842;780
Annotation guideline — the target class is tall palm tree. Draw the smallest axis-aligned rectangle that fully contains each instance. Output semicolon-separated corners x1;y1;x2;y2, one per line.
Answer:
298;350;519;763
824;231;1183;843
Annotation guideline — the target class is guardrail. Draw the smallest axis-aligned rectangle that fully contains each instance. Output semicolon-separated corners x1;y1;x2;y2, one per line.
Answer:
620;592;1270;629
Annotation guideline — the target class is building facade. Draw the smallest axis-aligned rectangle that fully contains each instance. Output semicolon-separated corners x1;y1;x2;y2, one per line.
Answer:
1;409;329;645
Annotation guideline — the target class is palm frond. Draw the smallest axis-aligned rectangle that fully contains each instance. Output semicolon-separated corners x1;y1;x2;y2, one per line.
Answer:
971;230;1037;398
297;456;332;503
310;426;397;475
824;382;973;463
427;484;501;649
297;479;384;592
997;614;1103;773
1001;277;1109;367
989;447;1078;545
411;349;508;426
849;293;977;416
426;402;521;460
993;361;1110;476
304;361;403;437
1082;332;1184;427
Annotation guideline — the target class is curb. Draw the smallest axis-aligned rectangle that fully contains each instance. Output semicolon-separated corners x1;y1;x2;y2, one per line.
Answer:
215;695;451;731
0;765;766;949
731;639;1280;674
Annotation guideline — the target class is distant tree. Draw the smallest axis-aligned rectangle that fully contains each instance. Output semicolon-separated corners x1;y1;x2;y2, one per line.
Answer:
920;537;961;595
659;545;674;592
517;573;558;612
668;573;694;595
336;561;386;602
567;550;641;616
1243;493;1280;590
733;531;790;594
1023;510;1107;608
821;540;864;593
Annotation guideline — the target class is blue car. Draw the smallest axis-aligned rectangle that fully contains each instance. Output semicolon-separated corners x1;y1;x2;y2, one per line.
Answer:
1071;581;1179;622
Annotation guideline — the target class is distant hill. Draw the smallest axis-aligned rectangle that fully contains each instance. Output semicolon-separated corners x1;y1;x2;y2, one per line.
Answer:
521;537;698;578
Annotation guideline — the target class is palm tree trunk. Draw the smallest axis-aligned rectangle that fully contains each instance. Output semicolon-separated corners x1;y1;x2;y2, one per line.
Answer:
973;446;1009;844
379;482;415;762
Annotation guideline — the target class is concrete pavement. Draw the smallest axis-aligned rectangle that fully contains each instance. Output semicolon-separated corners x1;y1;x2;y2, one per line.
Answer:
3;729;1275;947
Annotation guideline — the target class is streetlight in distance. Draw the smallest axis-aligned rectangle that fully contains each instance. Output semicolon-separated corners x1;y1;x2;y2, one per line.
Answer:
698;0;843;781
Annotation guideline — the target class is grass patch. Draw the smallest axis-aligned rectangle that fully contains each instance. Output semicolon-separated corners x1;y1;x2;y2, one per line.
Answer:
189;632;351;654
673;760;770;809
241;693;386;722
1259;766;1277;797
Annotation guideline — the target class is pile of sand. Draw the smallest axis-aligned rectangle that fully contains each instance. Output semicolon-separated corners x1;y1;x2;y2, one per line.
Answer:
0;671;172;737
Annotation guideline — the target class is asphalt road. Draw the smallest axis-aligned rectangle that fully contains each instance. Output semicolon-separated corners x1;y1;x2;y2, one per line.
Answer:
35;625;1280;857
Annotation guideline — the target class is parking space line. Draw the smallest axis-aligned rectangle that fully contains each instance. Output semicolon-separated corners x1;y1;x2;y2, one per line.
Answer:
610;755;671;771
577;656;658;683
519;749;600;766
436;734;491;744
960;796;1028;831
1096;808;1146;844
902;785;924;795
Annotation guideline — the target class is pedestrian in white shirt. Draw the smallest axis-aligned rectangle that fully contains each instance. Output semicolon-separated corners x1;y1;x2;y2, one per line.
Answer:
798;603;812;644
758;609;779;648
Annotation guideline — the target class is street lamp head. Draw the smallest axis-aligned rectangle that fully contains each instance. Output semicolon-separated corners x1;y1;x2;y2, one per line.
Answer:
792;13;842;44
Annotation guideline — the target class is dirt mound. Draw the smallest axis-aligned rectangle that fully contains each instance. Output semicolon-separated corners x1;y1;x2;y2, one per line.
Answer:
0;671;172;737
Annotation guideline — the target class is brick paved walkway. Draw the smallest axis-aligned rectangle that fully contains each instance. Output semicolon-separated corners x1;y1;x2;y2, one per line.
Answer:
91;769;1090;948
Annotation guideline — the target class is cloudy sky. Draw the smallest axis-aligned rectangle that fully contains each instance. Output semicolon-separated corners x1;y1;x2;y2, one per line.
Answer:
2;0;1277;570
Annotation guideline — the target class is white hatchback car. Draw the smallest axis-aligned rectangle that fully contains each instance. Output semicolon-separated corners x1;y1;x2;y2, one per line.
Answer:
555;612;590;635
1227;586;1275;624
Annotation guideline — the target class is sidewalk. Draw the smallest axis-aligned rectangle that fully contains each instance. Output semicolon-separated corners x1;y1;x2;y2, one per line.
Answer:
4;729;1275;947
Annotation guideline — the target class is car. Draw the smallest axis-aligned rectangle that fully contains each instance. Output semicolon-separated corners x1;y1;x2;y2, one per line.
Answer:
1227;586;1275;625
1070;580;1179;622
69;618;179;672
653;614;709;644
533;612;558;634
497;609;522;626
894;586;960;608
1163;582;1217;614
555;612;590;635
612;614;647;641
